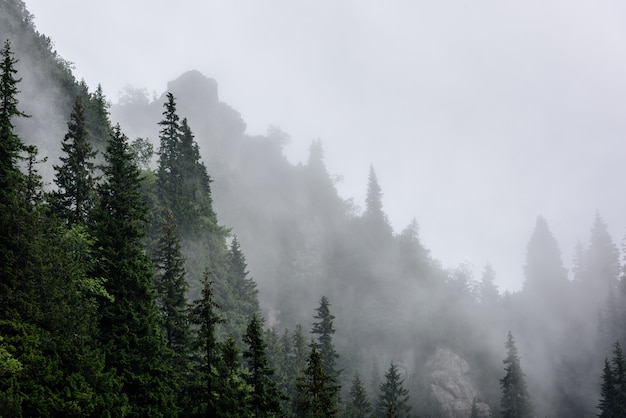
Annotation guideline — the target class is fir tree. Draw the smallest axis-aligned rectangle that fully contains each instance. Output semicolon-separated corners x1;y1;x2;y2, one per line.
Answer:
311;296;340;379
188;271;225;416
345;373;372;418
215;336;252;418
363;165;392;237
153;208;190;352
92;124;176;417
51;97;98;225
243;313;283;417
598;341;626;417
500;332;532;418
294;344;340;418
376;363;411;418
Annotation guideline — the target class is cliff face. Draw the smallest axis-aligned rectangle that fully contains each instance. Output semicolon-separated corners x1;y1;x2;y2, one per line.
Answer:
426;347;491;417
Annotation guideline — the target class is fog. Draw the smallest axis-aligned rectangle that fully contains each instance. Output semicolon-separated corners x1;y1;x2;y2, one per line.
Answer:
25;0;626;293
7;1;626;416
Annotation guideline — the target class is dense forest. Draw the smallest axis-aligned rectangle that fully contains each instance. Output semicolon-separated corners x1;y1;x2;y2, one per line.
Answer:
2;1;626;416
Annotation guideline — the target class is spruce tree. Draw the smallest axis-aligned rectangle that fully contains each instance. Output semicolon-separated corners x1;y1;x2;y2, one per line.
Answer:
188;271;225;416
294;344;340;418
363;165;391;240
215;336;252;417
51;97;98;225
345;373;372;418
311;296;340;379
92;124;176;417
376;363;411;418
243;313;283;417
153;208;190;351
500;332;532;418
598;341;626;417
225;235;260;342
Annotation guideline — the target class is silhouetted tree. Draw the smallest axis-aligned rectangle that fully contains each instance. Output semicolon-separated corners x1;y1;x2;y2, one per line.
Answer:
598;341;626;417
345;373;372;418
243;314;282;417
500;332;532;418
376;363;411;418
187;271;224;416
51;98;98;225
311;296;340;379
294;344;340;418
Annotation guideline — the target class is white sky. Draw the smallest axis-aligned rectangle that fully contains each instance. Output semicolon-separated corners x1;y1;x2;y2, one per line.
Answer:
25;0;626;291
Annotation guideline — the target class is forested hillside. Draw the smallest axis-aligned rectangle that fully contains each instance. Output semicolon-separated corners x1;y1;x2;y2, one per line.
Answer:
2;1;626;416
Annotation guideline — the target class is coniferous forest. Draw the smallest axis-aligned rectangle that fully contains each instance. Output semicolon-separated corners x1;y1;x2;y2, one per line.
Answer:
2;1;626;417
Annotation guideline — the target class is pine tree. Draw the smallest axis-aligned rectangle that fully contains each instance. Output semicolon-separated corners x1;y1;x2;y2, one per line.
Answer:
376;363;411;418
225;235;260;342
152;207;192;409
156;93;217;234
215;336;253;418
479;263;500;305
51;97;98;225
522;216;568;299
243;313;283;417
363;165;391;239
311;296;340;379
345;373;372;418
500;332;532;418
294;344;340;418
91;124;176;417
598;341;626;417
153;208;191;351
187;271;225;416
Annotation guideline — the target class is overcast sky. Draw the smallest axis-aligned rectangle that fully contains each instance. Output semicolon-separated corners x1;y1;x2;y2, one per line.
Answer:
25;0;626;291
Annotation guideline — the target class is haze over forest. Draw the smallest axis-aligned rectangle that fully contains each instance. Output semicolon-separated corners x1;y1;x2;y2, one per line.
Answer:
2;1;626;417
25;0;626;293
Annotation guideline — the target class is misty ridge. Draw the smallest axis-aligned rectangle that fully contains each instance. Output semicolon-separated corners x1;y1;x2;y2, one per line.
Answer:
1;1;626;417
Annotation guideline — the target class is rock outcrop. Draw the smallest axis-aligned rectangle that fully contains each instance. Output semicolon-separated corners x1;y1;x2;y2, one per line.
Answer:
425;347;491;417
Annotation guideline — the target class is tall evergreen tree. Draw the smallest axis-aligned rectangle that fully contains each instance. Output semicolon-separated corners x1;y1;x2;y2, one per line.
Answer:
187;271;225;416
345;373;372;418
500;332;532;418
376;363;411;418
51;97;98;225
311;296;340;379
156;93;217;234
522;216;568;299
243;313;283;417
294;344;340;418
215;336;252;417
153;208;190;351
225;235;260;342
91;124;176;417
598;341;626;417
363;165;392;240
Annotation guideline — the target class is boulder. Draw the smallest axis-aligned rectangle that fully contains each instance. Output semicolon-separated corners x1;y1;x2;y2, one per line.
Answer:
425;347;491;417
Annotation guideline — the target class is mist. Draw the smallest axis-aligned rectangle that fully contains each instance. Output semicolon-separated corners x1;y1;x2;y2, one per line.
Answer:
4;1;626;416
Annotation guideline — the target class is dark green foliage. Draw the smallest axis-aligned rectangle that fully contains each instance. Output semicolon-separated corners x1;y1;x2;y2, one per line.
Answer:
311;296;340;379
500;332;532;418
153;208;191;352
92;124;176;417
345;373;372;418
222;235;260;346
295;344;341;418
598;341;626;417
187;271;225;416
50;97;98;225
243;314;283;417
215;336;253;417
376;363;411;418
156;93;216;235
